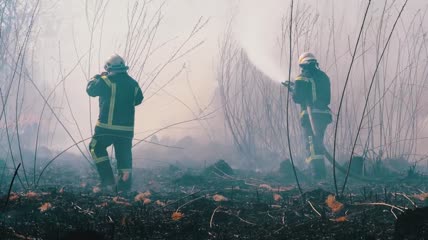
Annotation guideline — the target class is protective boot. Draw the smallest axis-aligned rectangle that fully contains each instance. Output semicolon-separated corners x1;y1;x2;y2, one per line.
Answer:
117;171;132;192
310;158;326;180
96;161;116;187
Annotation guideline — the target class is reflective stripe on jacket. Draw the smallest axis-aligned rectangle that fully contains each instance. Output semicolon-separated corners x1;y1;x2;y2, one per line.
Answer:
299;108;332;118
87;72;143;131
292;68;331;118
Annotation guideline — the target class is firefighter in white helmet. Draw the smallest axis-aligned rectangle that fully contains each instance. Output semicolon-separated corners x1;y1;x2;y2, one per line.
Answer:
291;52;332;179
87;54;143;191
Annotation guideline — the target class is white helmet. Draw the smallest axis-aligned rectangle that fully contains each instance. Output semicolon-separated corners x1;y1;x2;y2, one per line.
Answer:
104;54;129;72
298;52;317;66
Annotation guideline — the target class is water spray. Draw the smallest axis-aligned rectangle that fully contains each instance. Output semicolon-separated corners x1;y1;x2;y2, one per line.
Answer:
233;0;288;83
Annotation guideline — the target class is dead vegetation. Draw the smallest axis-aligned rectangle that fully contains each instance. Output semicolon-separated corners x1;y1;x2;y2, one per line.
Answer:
1;161;428;239
1;1;428;239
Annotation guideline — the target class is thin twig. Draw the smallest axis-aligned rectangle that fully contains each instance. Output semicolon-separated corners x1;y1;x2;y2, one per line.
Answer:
176;195;205;212
285;0;303;196
3;163;21;210
210;206;221;228
332;0;372;197
307;200;322;217
353;202;405;212
225;211;257;226
396;193;417;208
390;208;398;220
342;0;409;195
162;190;204;209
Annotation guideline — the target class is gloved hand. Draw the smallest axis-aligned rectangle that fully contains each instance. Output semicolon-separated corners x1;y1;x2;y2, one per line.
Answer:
92;72;108;80
281;81;294;90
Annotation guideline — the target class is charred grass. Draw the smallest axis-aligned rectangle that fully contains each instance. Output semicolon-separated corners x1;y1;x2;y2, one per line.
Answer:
1;166;428;240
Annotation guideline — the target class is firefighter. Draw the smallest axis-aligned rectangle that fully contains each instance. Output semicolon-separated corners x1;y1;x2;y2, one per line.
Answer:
87;54;143;191
291;52;332;179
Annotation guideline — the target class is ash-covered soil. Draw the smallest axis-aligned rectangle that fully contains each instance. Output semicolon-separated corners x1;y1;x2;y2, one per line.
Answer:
1;161;428;240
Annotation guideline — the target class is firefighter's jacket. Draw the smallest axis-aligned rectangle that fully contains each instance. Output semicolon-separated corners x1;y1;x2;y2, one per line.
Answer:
87;72;143;132
292;68;332;123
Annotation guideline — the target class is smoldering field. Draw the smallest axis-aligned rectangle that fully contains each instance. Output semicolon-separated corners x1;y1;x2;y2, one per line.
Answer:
1;1;428;187
1;0;428;239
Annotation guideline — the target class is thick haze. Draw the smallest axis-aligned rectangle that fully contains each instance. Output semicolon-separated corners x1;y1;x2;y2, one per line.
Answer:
36;0;227;144
3;0;428;170
35;0;426;137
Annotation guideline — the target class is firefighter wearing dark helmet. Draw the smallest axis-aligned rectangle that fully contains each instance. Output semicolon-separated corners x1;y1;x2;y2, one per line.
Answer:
87;54;143;191
292;52;332;179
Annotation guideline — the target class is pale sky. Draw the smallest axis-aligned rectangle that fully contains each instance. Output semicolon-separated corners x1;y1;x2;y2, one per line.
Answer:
30;0;428;152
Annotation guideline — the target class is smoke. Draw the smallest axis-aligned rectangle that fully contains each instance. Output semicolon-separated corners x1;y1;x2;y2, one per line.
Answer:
233;0;288;83
2;0;428;177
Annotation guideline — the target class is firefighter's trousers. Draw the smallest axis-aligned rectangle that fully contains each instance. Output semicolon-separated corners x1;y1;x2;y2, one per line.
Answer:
301;114;331;179
89;126;133;189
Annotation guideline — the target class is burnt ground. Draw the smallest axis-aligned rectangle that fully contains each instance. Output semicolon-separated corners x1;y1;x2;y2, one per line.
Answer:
1;162;428;240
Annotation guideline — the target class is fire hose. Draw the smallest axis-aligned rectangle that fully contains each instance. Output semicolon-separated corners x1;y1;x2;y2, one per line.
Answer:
282;81;385;183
